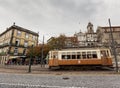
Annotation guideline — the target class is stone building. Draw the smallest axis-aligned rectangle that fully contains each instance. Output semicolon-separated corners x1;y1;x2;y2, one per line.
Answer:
74;30;86;47
86;32;97;47
74;22;97;47
0;24;39;65
64;36;78;48
47;36;78;49
86;22;97;47
96;26;120;54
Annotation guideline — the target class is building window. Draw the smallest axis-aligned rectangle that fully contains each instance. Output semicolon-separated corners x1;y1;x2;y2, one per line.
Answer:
119;33;120;38
25;33;29;38
14;48;18;55
15;39;20;46
31;42;35;47
32;36;35;40
23;49;26;55
24;41;28;47
17;31;21;36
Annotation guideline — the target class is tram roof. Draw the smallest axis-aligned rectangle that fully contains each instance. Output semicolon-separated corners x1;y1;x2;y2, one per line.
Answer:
51;47;110;51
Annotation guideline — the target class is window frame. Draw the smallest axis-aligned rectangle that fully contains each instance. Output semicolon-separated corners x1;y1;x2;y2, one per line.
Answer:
25;33;29;39
17;31;21;36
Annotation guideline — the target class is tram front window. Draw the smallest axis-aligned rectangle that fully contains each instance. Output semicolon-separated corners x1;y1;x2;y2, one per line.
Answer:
101;50;107;58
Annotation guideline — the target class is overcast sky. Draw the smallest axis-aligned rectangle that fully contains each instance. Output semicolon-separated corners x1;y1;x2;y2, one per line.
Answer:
0;0;120;42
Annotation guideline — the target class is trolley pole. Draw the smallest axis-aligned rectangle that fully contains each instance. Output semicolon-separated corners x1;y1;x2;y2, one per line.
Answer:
108;18;119;72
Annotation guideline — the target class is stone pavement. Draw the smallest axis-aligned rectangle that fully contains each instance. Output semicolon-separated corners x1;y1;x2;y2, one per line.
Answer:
0;72;120;88
0;65;120;88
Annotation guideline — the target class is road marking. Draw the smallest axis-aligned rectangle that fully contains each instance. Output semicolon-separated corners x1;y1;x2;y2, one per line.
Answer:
0;82;87;88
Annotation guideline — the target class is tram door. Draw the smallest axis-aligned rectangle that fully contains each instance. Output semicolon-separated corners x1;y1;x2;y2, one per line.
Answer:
101;50;109;65
52;52;59;66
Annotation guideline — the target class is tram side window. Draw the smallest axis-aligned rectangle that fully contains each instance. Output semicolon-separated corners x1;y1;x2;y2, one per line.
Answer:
72;52;76;59
92;51;97;58
77;52;81;59
62;52;71;59
82;52;86;59
67;55;71;59
62;55;71;59
53;55;55;58
62;55;66;59
72;55;76;59
66;52;71;59
87;52;92;59
62;52;66;59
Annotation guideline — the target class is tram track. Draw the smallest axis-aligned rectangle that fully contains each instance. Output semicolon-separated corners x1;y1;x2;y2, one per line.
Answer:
0;65;117;75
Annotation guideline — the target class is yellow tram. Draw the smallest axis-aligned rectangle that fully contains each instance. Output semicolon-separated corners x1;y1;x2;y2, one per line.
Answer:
48;48;113;69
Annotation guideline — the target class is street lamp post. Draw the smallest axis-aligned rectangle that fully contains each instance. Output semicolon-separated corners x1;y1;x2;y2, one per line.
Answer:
108;18;119;73
28;45;33;73
41;36;44;67
28;55;32;73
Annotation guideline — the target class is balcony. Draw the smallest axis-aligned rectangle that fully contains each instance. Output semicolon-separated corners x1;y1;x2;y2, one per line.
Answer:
10;43;28;48
0;43;10;48
9;52;24;56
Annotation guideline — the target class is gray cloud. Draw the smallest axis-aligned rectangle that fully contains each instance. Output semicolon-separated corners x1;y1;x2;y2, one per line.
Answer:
49;0;104;18
0;0;120;41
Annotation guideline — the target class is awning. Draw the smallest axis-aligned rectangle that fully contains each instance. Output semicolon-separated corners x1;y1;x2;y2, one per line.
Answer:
9;56;26;59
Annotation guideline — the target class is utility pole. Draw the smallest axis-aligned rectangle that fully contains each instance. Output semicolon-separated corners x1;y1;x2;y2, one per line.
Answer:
41;36;44;67
108;18;119;72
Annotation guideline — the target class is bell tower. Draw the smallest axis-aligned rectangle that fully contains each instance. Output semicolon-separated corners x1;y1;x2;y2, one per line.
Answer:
87;22;94;33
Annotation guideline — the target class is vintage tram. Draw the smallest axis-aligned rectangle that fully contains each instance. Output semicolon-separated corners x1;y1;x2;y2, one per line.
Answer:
48;48;113;69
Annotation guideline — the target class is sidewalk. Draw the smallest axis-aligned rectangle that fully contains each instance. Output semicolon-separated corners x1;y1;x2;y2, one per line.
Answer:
0;65;49;74
0;65;120;75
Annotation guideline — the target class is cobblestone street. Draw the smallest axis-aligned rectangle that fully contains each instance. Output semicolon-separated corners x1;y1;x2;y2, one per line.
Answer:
0;65;120;88
0;72;120;88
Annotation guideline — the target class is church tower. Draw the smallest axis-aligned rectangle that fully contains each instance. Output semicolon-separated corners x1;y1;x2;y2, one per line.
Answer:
87;22;94;33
